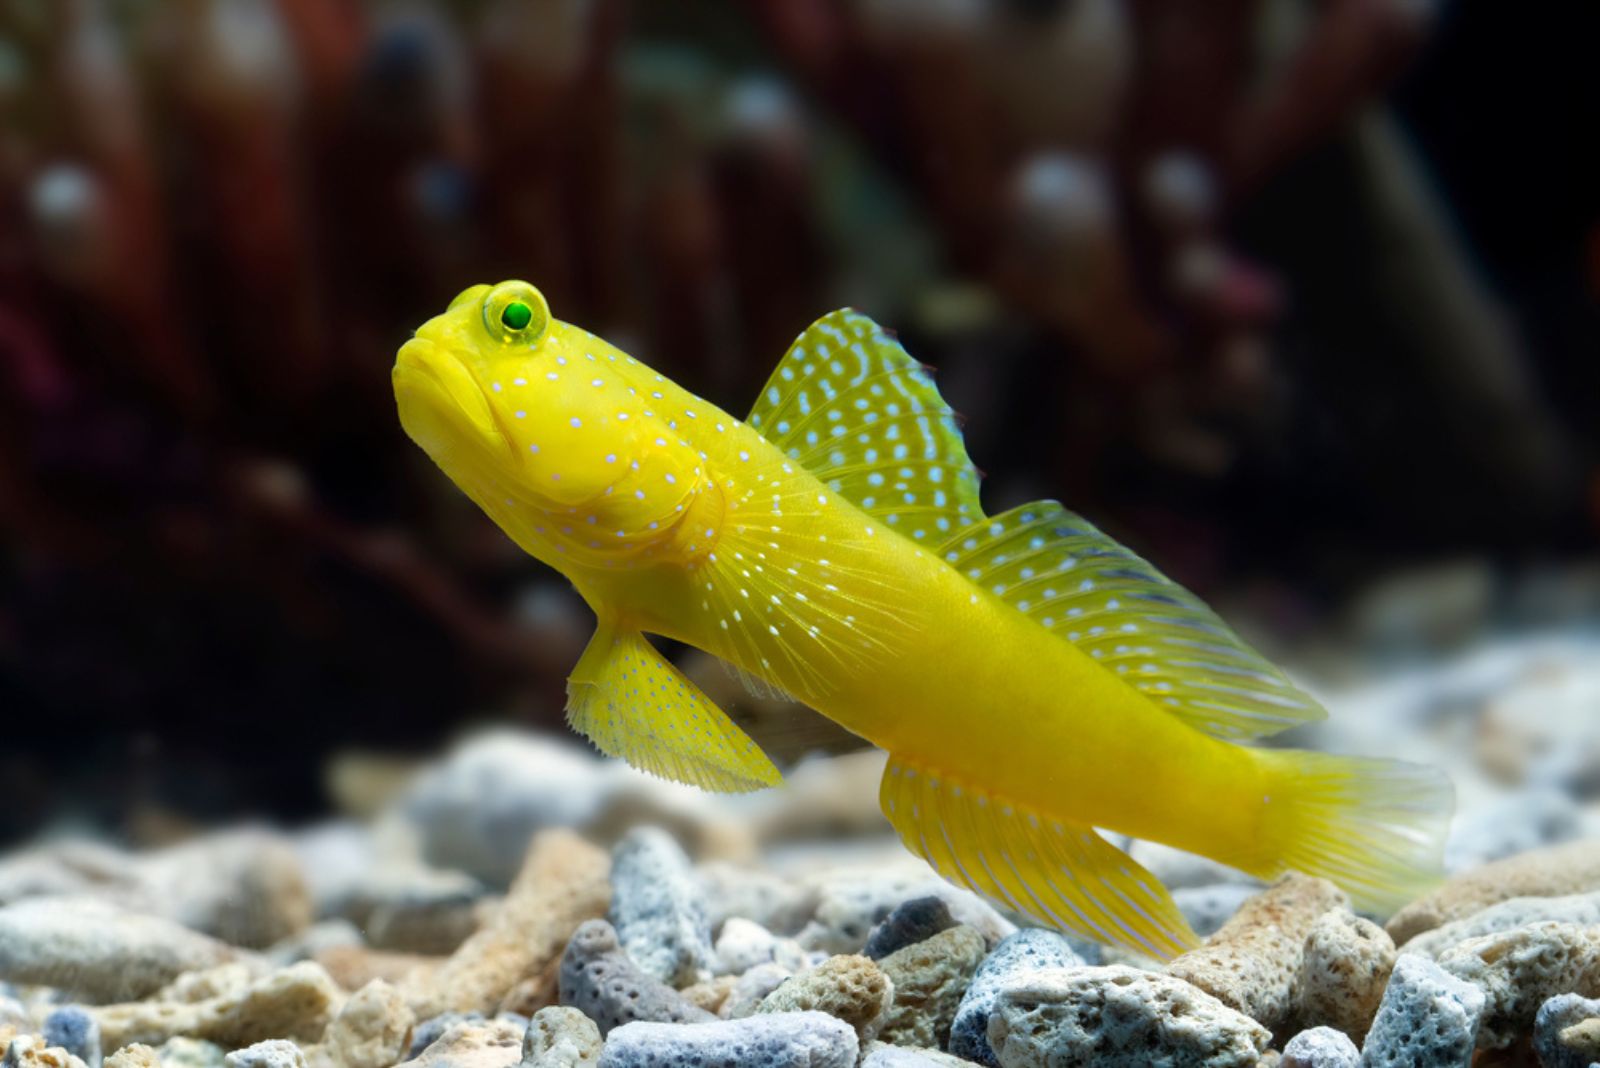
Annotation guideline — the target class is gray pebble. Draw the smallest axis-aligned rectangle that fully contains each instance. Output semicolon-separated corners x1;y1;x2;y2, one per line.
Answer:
156;1038;228;1068
1359;954;1484;1068
596;1012;857;1068
948;929;1085;1067
1534;993;1600;1068
608;828;714;987
558;919;714;1036
720;962;793;1019
43;1007;101;1068
221;1042;305;1068
408;1012;484;1057
1281;1027;1359;1068
1172;884;1259;939
520;1006;601;1068
863;897;955;960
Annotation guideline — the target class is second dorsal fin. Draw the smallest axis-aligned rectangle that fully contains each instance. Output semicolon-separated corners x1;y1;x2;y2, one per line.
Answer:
747;309;985;543
940;503;1327;742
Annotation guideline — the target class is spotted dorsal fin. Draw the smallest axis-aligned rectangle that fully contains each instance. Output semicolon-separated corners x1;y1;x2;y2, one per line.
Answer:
747;309;984;543
939;503;1327;742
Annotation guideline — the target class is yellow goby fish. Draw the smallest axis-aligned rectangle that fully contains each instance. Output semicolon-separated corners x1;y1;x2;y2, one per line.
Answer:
394;280;1452;957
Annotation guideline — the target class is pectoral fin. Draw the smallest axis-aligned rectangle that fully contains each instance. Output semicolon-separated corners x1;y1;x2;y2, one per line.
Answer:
880;754;1199;959
566;624;782;793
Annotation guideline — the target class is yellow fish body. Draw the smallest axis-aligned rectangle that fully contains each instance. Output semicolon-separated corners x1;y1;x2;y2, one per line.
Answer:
395;281;1452;957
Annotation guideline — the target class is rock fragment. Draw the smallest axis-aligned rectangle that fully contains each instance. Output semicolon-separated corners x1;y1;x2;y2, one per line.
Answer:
0;899;241;1003
395;1019;521;1068
1401;889;1600;959
411;831;609;1018
863;898;955;961
1358;953;1484;1067
1292;912;1394;1043
797;869;1012;956
1436;921;1600;1048
949;928;1085;1067
986;965;1272;1068
1;1037;89;1068
41;1009;100;1068
720;963;792;1019
102;1047;158;1068
93;962;342;1050
596;1012;857;1068
557;920;713;1036
859;1042;980;1067
1279;1027;1358;1068
222;1042;304;1068
520;1006;601;1068
1533;993;1600;1068
1167;875;1348;1032
756;954;892;1039
1386;840;1600;946
874;926;987;1050
308;980;413;1068
607;829;713;988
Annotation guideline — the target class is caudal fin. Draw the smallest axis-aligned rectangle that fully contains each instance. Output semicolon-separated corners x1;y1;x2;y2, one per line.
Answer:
1256;749;1453;914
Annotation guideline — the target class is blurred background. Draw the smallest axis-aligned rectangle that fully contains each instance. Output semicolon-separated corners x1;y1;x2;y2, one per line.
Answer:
1;0;1596;847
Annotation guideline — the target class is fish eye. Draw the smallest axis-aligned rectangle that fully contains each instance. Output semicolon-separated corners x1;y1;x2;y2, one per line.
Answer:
482;281;550;345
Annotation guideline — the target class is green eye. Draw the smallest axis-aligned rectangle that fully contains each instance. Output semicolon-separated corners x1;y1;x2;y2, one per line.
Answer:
501;302;533;331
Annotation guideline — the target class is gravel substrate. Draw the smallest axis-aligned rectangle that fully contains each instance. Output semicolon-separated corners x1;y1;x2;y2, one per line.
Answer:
3;633;1599;1068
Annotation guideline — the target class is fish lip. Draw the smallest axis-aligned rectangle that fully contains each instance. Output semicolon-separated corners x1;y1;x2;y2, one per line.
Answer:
394;335;513;458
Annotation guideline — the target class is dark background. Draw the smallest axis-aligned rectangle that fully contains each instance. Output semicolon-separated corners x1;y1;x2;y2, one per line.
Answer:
1;0;1595;845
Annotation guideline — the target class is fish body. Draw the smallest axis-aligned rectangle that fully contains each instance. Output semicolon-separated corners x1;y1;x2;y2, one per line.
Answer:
396;281;1452;957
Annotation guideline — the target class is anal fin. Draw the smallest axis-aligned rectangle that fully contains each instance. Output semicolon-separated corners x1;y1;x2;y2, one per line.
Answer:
880;754;1199;959
566;624;782;793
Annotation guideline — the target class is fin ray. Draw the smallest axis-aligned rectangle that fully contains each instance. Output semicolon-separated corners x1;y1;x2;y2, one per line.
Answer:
880;754;1199;959
938;502;1326;741
566;624;781;793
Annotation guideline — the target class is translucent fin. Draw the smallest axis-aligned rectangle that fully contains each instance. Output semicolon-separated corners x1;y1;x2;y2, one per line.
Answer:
1256;748;1452;914
938;502;1326;741
565;624;782;793
719;658;800;704
880;754;1200;959
747;309;984;542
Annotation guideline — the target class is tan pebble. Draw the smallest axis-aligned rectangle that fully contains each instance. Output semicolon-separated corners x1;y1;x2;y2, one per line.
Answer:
155;963;258;1004
314;946;438;992
1437;920;1600;1049
858;1038;980;1066
104;1044;161;1068
1;1037;89;1068
1291;910;1394;1042
757;954;893;1039
1387;840;1600;946
874;925;986;1049
408;830;609;1018
680;975;740;1015
306;980;413;1068
94;961;343;1050
495;954;562;1017
521;1007;601;1068
1167;874;1348;1031
394;1020;521;1068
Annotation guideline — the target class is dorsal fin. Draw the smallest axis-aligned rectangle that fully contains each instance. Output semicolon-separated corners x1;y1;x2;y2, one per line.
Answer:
939;502;1327;742
747;309;984;543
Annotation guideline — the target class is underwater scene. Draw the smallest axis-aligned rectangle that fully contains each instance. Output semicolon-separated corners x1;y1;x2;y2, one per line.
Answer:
2;2;1598;1066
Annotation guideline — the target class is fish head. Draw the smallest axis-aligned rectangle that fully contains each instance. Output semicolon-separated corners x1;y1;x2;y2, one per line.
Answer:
394;280;722;569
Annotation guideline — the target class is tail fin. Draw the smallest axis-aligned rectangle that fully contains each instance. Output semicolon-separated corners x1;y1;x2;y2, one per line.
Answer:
1255;749;1453;915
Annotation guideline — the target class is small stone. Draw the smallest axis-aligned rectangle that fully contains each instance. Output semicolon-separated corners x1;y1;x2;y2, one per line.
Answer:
1;1037;88;1068
756;954;892;1039
863;898;955;961
1401;890;1600;959
157;964;256;1004
395;1020;521;1068
874;925;986;1050
720;963;792;1019
411;831;610;1018
102;1047;158;1068
557;920;714;1036
223;1042;304;1068
1279;1027;1358;1068
859;1041;980;1067
315;947;438;995
986;965;1271;1068
596;1012;857;1068
312;980;413;1068
1359;953;1484;1067
1436;921;1600;1049
949;928;1085;1068
1386;840;1600;946
520;1006;601;1068
1167;875;1349;1032
1174;885;1260;940
94;961;342;1050
679;976;738;1015
408;1015;484;1060
697;864;816;936
42;1009;100;1068
142;830;313;949
1443;789;1583;873
1292;912;1395;1043
607;828;714;987
797;869;1012;956
0;995;26;1031
711;919;789;976
1534;993;1600;1068
153;1040;225;1068
0;899;240;1003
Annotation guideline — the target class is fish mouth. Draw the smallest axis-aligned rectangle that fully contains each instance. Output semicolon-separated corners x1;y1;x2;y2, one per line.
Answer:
393;336;510;460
